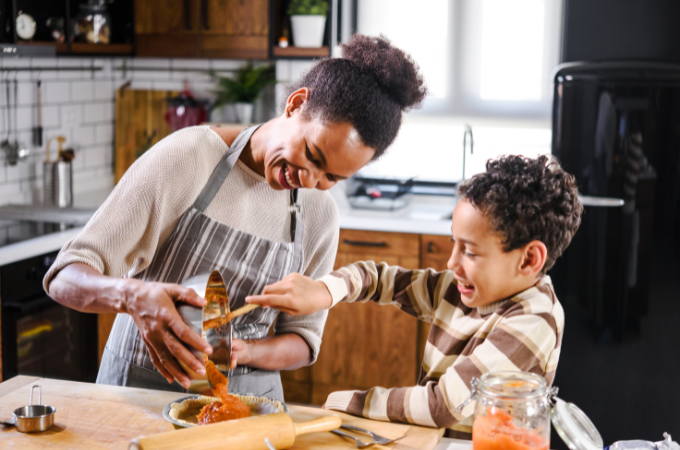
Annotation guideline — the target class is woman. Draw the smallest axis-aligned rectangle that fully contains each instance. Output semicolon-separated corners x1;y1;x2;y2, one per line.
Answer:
44;34;427;400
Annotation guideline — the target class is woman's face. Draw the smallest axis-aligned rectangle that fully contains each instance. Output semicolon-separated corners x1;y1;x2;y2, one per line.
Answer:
257;89;376;191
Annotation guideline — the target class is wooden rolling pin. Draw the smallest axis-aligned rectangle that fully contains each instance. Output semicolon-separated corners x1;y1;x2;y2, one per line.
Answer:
129;413;341;450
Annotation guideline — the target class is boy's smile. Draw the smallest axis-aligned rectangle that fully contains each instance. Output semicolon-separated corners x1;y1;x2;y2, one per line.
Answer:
447;199;537;309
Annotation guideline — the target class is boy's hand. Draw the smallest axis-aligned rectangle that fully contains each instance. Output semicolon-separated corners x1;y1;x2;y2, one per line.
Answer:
245;273;332;315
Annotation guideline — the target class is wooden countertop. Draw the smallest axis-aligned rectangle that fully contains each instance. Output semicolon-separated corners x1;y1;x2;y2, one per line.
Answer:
0;376;445;449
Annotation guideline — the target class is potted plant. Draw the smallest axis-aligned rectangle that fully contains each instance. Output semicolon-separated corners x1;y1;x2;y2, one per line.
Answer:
210;62;276;125
288;0;328;48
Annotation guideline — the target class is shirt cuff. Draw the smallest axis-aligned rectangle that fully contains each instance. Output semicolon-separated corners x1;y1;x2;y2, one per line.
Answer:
325;390;356;412
319;274;348;308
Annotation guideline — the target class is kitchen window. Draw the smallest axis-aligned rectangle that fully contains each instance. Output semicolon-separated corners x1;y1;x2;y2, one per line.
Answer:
357;0;564;121
354;0;563;183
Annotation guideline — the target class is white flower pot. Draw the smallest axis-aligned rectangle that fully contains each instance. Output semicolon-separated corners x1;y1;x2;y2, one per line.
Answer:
234;102;254;125
290;15;326;48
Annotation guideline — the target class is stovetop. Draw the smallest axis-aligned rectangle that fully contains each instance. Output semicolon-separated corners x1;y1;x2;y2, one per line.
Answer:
0;220;76;248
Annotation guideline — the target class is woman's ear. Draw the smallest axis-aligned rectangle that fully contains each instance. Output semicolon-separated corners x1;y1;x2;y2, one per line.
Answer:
519;240;548;277
285;88;310;117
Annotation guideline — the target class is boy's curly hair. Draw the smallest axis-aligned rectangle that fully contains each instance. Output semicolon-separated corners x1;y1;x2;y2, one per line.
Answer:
458;155;583;272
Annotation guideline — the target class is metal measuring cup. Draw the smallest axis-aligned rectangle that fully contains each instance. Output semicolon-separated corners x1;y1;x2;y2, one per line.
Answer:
0;385;56;432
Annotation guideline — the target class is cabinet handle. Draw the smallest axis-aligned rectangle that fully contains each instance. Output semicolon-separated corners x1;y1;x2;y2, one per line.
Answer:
343;239;387;248
202;0;209;30
427;242;434;253
185;0;192;30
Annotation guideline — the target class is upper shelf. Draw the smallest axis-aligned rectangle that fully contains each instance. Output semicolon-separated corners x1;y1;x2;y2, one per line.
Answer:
272;46;330;58
17;41;134;56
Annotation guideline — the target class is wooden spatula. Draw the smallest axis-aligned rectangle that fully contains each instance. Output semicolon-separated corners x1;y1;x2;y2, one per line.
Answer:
129;413;341;450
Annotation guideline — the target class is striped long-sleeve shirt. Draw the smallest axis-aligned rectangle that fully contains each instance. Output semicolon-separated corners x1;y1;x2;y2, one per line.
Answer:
319;261;564;436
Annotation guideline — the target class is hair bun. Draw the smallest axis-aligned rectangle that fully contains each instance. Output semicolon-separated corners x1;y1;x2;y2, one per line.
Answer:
342;34;428;111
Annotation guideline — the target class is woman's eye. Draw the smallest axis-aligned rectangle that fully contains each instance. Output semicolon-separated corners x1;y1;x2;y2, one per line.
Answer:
306;148;322;168
465;252;477;258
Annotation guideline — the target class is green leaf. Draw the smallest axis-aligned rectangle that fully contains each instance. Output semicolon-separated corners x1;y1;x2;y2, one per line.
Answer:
209;62;276;109
287;0;328;17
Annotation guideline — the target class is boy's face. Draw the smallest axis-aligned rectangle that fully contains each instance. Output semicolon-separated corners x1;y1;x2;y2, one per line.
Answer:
447;199;529;309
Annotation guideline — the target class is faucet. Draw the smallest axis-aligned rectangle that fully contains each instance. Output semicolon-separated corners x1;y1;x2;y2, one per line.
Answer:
462;124;474;181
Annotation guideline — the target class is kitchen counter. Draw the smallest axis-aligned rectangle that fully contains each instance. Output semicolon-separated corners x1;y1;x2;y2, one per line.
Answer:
0;186;454;267
0;376;466;449
330;184;456;236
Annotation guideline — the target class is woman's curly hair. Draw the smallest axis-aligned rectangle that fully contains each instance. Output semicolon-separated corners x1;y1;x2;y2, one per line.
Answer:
458;155;583;272
286;34;428;159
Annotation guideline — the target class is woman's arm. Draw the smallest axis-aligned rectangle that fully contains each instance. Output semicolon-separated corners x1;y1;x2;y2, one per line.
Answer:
50;263;212;388
230;334;311;371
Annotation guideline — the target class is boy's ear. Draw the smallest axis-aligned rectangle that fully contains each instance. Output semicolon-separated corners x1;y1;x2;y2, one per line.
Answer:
519;240;548;277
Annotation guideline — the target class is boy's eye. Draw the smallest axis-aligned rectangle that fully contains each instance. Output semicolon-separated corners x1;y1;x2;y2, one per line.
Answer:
326;174;336;182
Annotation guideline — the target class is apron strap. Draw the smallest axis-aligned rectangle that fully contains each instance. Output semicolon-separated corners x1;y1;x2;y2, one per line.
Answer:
193;125;261;212
193;125;306;251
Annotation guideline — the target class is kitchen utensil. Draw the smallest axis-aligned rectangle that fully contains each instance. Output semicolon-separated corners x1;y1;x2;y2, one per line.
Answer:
33;80;43;147
2;79;25;166
341;424;407;446
44;136;67;206
0;385;56;433
129;412;342;450
265;437;277;450
331;427;407;448
55;159;73;207
162;394;289;429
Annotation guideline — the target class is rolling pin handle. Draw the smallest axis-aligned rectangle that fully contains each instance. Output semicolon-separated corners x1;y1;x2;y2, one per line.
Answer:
293;415;342;436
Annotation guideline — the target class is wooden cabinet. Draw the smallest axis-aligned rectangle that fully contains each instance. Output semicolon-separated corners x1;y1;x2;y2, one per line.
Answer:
135;0;269;58
282;230;429;404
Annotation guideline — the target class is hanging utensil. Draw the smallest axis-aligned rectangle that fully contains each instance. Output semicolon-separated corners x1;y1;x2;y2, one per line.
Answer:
33;80;43;147
1;79;11;162
14;79;29;161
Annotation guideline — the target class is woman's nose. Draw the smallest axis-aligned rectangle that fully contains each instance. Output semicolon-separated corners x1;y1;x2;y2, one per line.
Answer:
299;166;325;189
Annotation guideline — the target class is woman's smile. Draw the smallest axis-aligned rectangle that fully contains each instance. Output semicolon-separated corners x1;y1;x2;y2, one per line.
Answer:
279;163;302;190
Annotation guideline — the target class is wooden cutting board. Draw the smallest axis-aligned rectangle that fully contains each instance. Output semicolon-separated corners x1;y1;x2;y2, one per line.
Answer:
114;87;178;184
0;377;444;450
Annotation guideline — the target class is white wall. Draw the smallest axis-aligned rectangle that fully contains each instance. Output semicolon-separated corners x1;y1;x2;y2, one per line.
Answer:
0;56;286;206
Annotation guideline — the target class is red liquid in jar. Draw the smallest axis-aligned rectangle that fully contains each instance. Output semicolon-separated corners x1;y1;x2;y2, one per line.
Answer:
473;407;549;450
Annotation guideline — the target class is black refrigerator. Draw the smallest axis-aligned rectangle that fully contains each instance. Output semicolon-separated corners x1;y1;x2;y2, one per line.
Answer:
550;61;680;341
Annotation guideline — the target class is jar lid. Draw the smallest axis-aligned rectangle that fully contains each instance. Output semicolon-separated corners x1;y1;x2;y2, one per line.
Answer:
551;397;604;450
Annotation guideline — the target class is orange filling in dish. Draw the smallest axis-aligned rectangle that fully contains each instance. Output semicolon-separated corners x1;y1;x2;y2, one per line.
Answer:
197;360;251;425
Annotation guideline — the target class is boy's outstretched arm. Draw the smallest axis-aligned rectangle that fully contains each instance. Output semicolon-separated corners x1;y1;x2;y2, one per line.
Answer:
325;307;563;428
247;261;455;321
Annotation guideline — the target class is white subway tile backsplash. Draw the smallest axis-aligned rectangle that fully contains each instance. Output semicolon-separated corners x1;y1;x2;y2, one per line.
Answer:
73;125;95;147
16;106;33;132
83;102;112;124
94;81;114;101
45;81;71;104
71;81;95;102
17;82;35;106
1;54;285;206
95;124;113;144
42;106;60;128
61;104;83;128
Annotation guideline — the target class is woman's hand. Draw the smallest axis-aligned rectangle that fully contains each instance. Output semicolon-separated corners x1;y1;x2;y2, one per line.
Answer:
121;278;213;388
245;273;332;316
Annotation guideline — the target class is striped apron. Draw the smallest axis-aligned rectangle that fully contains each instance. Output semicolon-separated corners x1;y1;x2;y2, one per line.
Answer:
97;125;303;401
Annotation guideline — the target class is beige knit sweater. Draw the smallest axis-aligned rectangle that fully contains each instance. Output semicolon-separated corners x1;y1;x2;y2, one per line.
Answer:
43;125;340;362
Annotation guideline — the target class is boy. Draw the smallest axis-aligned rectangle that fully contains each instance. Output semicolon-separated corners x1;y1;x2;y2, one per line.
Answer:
246;155;583;437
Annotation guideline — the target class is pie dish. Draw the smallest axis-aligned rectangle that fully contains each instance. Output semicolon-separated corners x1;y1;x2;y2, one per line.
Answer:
163;394;288;429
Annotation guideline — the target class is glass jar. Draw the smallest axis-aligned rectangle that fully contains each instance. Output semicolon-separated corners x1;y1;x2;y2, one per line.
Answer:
472;371;552;450
75;0;111;45
458;371;604;450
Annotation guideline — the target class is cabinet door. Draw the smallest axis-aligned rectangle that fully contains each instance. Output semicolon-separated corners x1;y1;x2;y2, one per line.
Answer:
135;0;201;57
310;231;421;405
418;235;454;372
200;0;269;59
